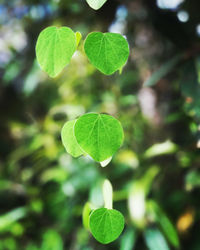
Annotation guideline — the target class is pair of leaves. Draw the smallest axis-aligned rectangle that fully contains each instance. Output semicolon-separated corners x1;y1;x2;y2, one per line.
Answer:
36;26;129;77
86;0;107;10
89;208;124;244
61;113;124;162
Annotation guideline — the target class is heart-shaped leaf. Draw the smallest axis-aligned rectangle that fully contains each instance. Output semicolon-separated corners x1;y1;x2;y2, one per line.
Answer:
86;0;107;10
61;120;83;158
89;208;124;244
74;113;124;162
36;26;76;77
84;32;129;75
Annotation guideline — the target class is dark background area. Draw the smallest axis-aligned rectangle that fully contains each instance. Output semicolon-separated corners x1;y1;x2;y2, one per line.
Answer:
1;0;200;249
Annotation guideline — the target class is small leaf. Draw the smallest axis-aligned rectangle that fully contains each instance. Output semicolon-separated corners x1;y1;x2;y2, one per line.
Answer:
75;32;82;47
89;208;124;244
74;113;124;162
41;230;63;250
128;166;159;228
86;0;107;10
185;170;200;190
61;120;83;158
128;183;146;228
144;228;169;250
147;200;179;248
120;228;137;250
0;207;27;231
143;140;178;159
36;26;76;77
82;202;92;230
84;32;129;75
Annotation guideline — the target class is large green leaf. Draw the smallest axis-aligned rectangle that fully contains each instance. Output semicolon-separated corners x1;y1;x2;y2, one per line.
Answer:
84;32;129;75
74;113;124;162
61;120;83;158
36;26;76;77
89;208;124;244
86;0;107;10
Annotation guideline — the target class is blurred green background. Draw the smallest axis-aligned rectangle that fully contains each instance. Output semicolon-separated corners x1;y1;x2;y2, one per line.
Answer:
1;0;200;249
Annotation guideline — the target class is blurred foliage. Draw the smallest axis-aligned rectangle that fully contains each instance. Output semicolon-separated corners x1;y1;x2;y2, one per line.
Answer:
1;0;200;249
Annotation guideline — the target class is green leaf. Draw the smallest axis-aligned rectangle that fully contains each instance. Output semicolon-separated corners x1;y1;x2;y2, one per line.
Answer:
144;54;182;87
120;228;137;250
143;140;178;159
180;60;200;99
144;228;170;250
82;202;92;230
74;113;124;162
147;200;179;248
86;0;107;10
61;120;83;158
185;170;200;190
36;26;76;77
84;32;129;75
89;208;124;244
195;56;200;83
180;61;200;118
0;207;27;232
128;166;159;228
75;32;82;47
41;230;63;250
